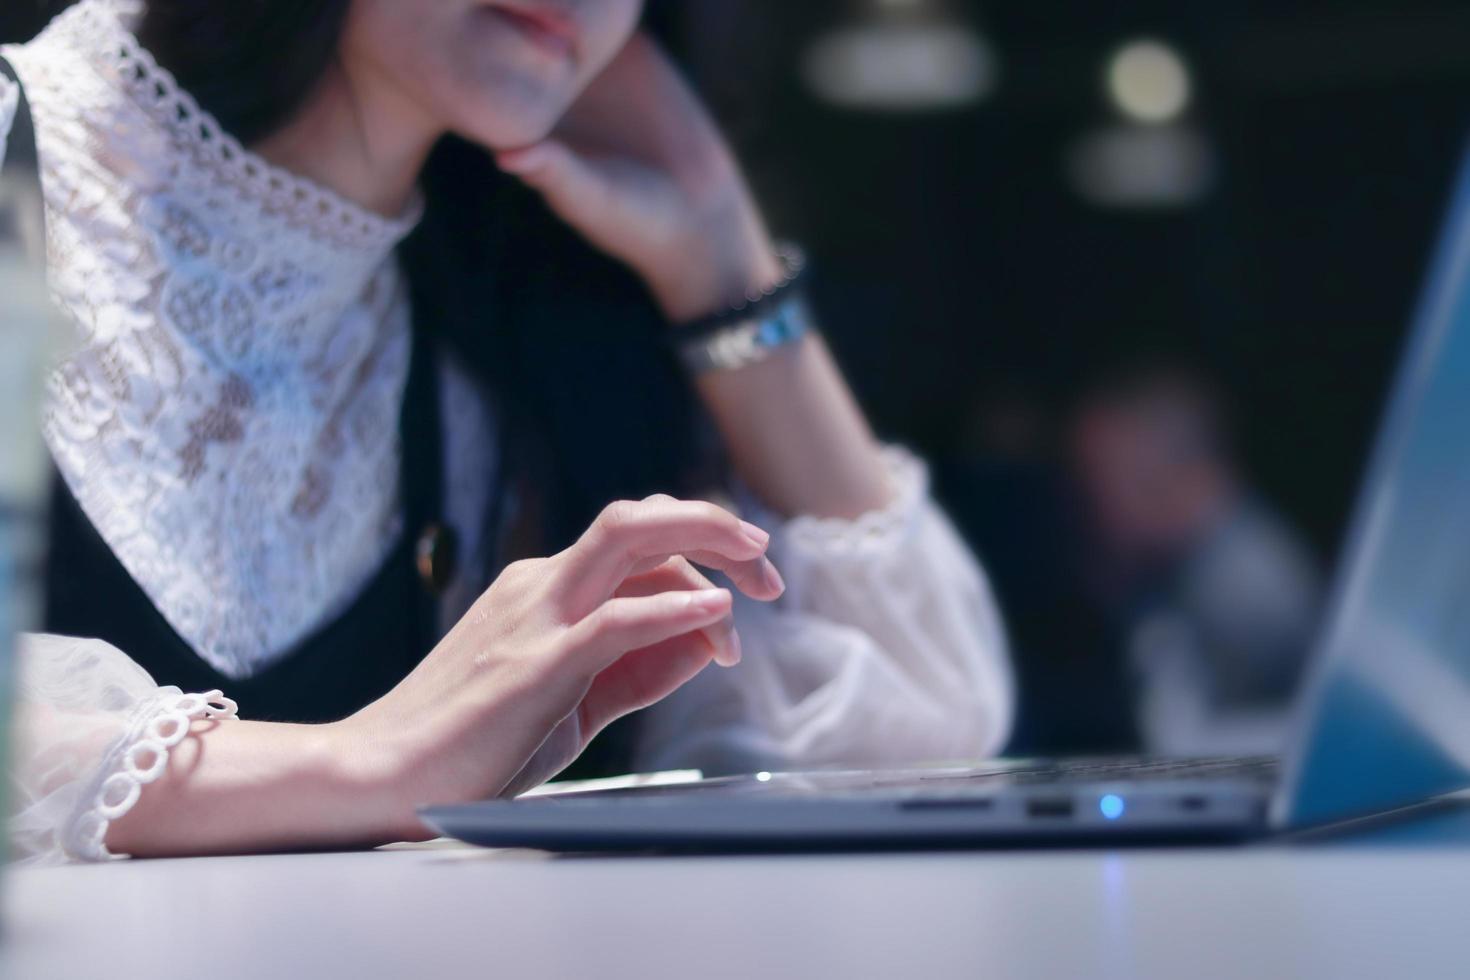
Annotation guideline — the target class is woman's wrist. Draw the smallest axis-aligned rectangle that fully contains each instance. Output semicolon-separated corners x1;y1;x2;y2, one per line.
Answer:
101;716;432;857
324;712;441;842
329;682;530;841
271;718;436;846
645;203;785;323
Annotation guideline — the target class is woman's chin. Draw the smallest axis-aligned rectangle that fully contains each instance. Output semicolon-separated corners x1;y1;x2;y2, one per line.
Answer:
450;92;569;153
454;116;557;155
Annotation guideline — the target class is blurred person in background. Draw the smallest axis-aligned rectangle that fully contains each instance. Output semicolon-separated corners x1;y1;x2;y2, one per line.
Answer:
1068;364;1322;756
2;0;1012;863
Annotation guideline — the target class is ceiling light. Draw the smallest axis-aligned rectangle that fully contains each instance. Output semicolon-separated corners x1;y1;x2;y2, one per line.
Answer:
803;1;999;112
1066;124;1216;209
1106;39;1193;124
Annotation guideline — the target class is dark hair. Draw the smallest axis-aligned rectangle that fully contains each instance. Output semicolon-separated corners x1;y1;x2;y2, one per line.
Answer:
138;1;352;145
138;0;707;556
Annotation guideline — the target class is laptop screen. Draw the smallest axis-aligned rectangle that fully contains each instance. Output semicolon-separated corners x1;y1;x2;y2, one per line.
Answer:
1279;141;1470;828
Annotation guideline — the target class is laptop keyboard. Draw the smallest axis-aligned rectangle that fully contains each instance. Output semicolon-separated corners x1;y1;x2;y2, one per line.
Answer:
533;756;1282;803
920;755;1280;786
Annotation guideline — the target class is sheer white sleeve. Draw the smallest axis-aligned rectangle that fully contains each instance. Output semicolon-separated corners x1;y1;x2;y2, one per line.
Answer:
633;447;1014;775
7;633;237;865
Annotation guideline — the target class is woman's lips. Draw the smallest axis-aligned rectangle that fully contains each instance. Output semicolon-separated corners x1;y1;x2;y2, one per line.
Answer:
484;3;578;60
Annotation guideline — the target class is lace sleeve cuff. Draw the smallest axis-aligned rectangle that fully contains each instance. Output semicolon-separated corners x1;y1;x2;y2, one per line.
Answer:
64;687;238;862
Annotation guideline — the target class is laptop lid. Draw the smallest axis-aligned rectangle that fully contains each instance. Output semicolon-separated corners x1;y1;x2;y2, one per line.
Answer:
1275;142;1470;829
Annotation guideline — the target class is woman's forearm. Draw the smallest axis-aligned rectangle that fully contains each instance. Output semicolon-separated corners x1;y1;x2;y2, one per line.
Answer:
104;719;419;858
694;333;893;520
100;495;786;860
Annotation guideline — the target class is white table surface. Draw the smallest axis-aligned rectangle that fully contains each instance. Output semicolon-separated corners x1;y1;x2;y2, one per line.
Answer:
6;801;1470;980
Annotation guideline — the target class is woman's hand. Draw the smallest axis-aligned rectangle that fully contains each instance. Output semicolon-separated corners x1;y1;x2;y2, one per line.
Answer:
342;495;784;837
494;33;782;323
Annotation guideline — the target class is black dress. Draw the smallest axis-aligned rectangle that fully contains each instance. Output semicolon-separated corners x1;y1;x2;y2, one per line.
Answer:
43;323;454;724
40;137;709;776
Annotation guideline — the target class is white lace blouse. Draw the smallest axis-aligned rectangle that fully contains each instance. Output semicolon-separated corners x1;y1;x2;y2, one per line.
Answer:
2;0;1013;864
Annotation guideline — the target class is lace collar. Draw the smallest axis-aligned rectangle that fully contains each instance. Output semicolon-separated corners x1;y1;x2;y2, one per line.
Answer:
6;0;426;677
52;0;422;250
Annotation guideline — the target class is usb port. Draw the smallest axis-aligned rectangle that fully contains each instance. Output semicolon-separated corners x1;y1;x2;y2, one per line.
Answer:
1026;797;1074;818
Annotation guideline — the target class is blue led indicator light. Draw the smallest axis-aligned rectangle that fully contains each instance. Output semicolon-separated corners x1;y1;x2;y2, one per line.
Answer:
1099;794;1125;820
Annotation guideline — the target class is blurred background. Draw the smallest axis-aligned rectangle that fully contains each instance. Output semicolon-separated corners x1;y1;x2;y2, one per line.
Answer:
5;0;1469;758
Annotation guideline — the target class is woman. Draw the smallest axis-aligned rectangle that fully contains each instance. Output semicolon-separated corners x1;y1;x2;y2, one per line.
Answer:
2;0;1012;863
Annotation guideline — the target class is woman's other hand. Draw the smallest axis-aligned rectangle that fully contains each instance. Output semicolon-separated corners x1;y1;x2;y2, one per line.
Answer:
343;495;784;837
493;33;782;323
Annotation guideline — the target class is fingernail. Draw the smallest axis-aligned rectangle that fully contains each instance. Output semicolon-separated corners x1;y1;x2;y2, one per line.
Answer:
725;629;743;667
740;520;770;549
761;557;786;597
688;588;729;613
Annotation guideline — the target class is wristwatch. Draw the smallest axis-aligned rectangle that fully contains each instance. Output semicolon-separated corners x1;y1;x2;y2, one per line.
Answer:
670;243;815;374
676;293;815;374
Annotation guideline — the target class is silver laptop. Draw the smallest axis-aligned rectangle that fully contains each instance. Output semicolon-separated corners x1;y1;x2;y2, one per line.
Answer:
421;144;1470;850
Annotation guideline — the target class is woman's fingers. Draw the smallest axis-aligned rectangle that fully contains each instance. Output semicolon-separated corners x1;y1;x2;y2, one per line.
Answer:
617;557;741;668
567;586;733;674
615;555;715;598
497;140;619;235
628;548;783;603
564;497;778;607
578;631;718;739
